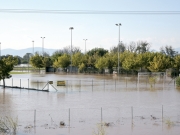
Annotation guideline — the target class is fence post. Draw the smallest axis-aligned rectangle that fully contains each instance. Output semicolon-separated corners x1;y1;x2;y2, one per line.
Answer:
92;80;93;91
126;78;127;88
131;106;133;124
101;107;102;123
20;79;21;89
34;110;36;124
115;79;116;91
162;105;163;122
79;80;81;92
69;108;70;122
12;78;13;87
104;80;105;90
28;79;29;89
37;81;38;90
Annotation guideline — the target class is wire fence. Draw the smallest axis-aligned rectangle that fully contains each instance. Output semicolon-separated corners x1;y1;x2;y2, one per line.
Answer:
0;76;176;92
1;106;180;128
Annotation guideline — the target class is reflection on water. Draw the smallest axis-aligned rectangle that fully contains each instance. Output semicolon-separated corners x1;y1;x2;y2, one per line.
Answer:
0;74;180;135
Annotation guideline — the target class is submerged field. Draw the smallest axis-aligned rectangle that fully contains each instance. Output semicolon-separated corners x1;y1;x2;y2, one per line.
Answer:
0;74;180;135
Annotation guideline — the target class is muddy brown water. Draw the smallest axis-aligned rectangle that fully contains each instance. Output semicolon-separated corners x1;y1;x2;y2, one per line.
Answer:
0;73;180;135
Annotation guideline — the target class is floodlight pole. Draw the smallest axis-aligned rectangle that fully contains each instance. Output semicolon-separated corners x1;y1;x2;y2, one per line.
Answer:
32;41;34;55
69;27;74;73
83;39;88;54
115;23;121;75
41;37;45;56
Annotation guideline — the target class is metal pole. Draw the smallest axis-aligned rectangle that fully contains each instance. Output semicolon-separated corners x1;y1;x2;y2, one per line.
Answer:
34;110;36;123
32;41;34;55
69;108;70;121
131;106;133;124
41;37;45;56
20;79;21;88
92;79;93;91
28;79;29;89
101;107;102;123
115;23;121;75
162;105;163;122
69;27;74;73
83;39;87;54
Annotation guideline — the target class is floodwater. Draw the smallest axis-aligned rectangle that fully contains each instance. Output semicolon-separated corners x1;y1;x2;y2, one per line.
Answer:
0;73;180;135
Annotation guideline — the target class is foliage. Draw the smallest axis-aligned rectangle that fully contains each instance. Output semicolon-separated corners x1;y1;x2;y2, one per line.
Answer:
160;45;178;58
30;54;44;70
148;53;171;72
173;55;180;75
148;76;157;89
110;42;126;53
165;118;174;127
87;48;108;57
135;41;150;54
0;116;18;134
92;124;106;135
53;54;70;68
0;56;18;88
176;77;180;87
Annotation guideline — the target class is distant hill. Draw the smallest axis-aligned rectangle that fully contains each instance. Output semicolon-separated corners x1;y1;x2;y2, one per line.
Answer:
1;47;57;57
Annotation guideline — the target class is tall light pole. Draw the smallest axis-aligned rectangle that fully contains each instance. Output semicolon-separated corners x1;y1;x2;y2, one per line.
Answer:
41;37;45;56
83;39;88;54
115;23;121;75
69;27;74;73
32;41;34;55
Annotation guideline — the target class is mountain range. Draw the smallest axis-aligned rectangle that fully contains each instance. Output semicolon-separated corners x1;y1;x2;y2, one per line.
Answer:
1;47;180;57
1;47;57;57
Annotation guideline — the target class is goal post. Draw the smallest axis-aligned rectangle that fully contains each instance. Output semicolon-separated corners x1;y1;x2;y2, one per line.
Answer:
138;72;166;89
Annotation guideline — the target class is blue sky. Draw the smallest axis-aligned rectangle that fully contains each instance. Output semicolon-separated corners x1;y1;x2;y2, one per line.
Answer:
0;0;180;53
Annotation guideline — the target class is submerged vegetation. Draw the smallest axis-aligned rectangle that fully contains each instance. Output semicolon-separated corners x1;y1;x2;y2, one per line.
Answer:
0;116;18;134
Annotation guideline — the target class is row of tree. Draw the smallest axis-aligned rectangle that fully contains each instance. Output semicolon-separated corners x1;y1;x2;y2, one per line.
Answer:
28;41;180;75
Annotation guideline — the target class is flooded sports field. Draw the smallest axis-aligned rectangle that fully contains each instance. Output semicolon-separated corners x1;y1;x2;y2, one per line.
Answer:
0;73;180;135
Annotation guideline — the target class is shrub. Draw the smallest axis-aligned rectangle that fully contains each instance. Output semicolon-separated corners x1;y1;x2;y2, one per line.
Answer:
176;77;180;87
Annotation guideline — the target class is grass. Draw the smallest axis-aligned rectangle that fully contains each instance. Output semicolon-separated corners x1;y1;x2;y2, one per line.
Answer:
165;118;174;127
10;72;30;74
0;116;18;134
92;123;106;135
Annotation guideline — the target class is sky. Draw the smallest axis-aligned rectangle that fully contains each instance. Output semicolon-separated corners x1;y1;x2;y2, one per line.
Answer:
0;0;180;53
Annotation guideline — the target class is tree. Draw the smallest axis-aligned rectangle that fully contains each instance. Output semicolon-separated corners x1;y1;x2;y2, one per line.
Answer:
173;54;180;75
43;57;53;67
160;45;178;57
51;50;64;62
30;54;44;72
0;56;18;88
122;52;139;71
148;53;171;72
135;41;150;54
127;42;136;52
110;42;126;53
53;54;70;69
87;48;108;57
22;53;32;64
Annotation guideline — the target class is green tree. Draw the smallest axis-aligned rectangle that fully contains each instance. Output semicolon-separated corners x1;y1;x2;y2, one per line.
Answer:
43;57;53;67
30;54;44;72
173;55;180;75
122;52;139;71
87;48;108;57
0;56;18;88
148;53;171;72
53;54;70;69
